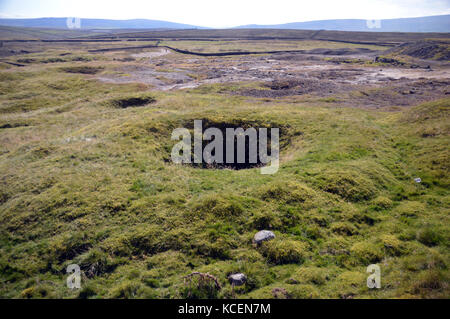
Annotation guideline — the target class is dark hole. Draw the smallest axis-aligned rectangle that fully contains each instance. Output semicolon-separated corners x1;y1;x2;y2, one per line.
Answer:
192;124;275;170
110;96;156;108
167;119;296;170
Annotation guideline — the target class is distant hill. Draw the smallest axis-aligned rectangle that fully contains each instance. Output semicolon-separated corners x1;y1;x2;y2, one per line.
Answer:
0;17;205;30
0;15;448;32
236;15;450;32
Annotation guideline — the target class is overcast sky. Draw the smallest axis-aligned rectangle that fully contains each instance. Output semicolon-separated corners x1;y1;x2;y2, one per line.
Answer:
0;0;449;28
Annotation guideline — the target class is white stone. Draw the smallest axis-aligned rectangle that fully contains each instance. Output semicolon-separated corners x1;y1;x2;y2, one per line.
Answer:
253;230;275;244
228;273;246;286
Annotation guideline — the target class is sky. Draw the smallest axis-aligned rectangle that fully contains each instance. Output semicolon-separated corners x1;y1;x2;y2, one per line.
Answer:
0;0;449;28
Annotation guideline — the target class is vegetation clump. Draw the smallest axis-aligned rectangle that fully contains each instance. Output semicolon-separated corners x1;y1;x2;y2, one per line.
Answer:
259;239;308;264
313;169;377;202
181;272;222;299
60;66;103;74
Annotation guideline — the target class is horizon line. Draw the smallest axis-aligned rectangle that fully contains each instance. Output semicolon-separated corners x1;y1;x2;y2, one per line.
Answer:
0;13;448;30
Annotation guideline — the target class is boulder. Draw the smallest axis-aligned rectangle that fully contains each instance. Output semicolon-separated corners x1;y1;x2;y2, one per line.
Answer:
253;230;275;245
228;273;246;286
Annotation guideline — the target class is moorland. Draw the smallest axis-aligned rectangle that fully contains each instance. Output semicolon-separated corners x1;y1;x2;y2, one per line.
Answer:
0;26;449;298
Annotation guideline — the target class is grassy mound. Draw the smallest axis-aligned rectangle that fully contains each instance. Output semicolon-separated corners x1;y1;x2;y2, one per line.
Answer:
388;40;450;61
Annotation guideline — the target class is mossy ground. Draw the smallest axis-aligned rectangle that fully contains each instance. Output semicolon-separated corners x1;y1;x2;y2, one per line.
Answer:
0;44;448;299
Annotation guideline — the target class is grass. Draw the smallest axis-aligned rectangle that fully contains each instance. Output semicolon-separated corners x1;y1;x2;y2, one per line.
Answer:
98;28;448;45
0;41;448;299
160;40;388;53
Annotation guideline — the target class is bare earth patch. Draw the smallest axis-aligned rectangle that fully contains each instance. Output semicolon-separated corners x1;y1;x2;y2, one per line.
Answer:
96;47;449;108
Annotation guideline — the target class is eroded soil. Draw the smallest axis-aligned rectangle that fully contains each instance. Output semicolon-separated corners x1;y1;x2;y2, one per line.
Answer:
97;47;450;108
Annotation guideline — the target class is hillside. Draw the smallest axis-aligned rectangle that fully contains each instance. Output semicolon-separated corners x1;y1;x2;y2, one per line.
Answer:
0;17;204;30
386;40;450;61
236;15;450;32
0;15;449;32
